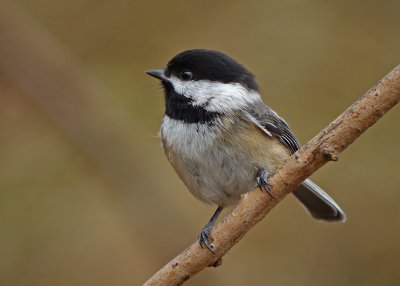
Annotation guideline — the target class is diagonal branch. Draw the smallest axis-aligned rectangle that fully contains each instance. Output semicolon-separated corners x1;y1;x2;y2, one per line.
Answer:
144;65;400;286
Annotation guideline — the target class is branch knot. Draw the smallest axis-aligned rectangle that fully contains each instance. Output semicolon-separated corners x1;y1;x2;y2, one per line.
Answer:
322;148;339;161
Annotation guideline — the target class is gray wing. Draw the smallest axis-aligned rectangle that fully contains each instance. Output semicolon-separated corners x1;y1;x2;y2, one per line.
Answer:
245;103;300;154
245;102;346;222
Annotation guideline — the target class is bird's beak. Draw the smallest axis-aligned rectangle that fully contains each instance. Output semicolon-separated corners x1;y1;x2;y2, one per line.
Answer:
146;69;169;82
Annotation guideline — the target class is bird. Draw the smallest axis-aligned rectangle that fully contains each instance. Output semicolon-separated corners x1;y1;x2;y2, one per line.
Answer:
146;49;346;251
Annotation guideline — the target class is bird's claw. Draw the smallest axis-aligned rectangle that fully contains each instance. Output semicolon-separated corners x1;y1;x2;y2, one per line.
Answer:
257;169;275;199
198;226;215;252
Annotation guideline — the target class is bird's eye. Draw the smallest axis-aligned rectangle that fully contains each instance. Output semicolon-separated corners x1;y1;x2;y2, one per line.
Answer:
180;69;193;81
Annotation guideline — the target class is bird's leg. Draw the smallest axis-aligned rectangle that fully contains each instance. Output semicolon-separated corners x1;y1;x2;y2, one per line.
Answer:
257;169;275;199
198;206;223;252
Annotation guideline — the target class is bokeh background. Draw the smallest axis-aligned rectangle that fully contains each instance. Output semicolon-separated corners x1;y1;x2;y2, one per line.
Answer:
1;1;400;285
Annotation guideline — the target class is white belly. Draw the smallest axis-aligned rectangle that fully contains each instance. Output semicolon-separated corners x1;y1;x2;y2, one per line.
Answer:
160;116;259;206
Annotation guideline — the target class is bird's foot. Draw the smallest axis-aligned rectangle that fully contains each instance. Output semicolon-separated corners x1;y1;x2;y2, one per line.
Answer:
198;206;223;252
199;224;215;252
257;169;275;199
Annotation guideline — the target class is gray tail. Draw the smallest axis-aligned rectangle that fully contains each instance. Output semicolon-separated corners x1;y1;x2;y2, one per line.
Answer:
293;179;346;222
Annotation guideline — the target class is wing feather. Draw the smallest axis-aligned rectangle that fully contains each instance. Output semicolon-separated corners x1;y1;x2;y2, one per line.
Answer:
245;103;300;154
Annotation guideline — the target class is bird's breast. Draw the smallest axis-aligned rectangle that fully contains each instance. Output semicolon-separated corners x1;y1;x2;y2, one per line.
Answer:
160;115;219;160
160;114;291;206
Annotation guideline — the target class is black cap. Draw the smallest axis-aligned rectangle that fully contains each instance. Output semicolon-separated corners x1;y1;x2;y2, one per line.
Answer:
164;49;259;92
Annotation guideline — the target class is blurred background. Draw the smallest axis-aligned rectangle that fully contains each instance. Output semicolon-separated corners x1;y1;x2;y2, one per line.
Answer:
1;1;399;285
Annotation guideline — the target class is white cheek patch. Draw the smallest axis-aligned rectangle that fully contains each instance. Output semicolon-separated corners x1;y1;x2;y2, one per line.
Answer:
168;76;261;113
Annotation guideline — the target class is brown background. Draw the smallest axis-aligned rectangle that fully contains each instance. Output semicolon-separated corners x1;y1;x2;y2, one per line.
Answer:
1;1;400;285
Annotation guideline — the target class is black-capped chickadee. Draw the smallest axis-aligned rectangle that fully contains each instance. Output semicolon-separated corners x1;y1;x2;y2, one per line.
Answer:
147;49;346;251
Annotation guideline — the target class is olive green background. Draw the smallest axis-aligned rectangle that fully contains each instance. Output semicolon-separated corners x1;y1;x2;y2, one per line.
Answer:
1;1;400;285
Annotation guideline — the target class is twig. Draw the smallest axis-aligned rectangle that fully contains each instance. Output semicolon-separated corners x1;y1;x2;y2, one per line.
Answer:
144;64;400;286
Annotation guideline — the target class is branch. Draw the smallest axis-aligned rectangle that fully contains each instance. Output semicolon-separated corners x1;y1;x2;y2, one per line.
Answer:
144;65;400;286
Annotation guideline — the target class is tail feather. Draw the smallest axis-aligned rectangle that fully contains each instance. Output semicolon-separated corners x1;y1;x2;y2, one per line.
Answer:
293;179;346;222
